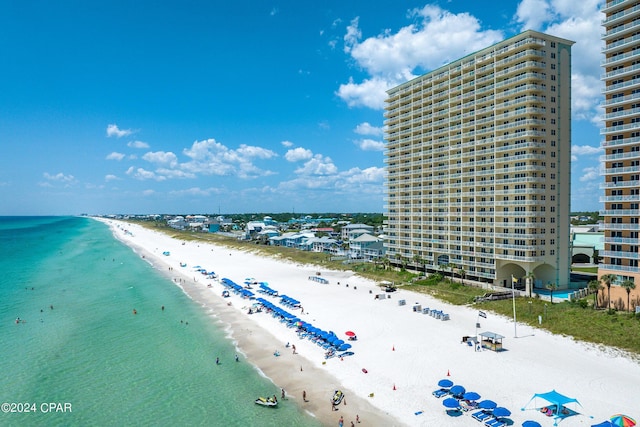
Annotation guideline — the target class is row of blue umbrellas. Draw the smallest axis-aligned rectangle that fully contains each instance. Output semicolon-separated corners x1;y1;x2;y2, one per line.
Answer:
255;297;352;352
221;278;254;298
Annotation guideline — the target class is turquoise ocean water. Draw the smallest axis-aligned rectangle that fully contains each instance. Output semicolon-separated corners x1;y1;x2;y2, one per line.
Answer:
0;217;320;427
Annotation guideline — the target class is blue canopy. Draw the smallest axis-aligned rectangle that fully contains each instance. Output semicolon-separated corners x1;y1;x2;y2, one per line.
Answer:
522;389;583;421
478;400;497;410
591;422;616;427
522;422;542;427
438;379;453;388
442;398;460;409
493;407;511;418
449;385;465;396
463;391;481;401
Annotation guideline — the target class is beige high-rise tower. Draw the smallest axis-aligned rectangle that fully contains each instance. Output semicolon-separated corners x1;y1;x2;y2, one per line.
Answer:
384;30;574;291
600;0;640;287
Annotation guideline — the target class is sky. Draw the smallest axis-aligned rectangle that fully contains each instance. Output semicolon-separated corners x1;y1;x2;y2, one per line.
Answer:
0;0;606;215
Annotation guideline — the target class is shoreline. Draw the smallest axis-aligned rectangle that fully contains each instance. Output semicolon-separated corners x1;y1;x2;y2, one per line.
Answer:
98;218;640;426
101;218;399;426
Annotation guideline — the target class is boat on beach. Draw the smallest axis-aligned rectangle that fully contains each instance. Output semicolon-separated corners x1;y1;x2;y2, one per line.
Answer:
255;396;278;407
332;389;344;406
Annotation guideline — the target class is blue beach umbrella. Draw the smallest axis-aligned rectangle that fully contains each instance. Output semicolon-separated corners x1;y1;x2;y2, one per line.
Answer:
442;398;460;409
449;385;465;396
523;421;543;427
437;379;453;388
462;391;481;401
478;400;497;410
493;407;512;418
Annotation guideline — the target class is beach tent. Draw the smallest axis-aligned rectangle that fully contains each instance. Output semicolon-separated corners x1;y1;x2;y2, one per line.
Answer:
522;390;583;425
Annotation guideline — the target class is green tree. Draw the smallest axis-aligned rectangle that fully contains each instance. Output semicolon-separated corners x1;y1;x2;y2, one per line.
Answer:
620;279;637;313
600;274;618;310
458;267;466;286
587;279;602;309
545;282;558;304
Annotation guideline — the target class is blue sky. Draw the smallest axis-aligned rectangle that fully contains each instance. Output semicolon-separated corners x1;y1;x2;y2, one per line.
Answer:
0;0;604;215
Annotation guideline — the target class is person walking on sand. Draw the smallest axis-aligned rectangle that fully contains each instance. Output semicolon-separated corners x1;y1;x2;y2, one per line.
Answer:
303;390;307;402
292;344;297;354
356;415;360;423
338;415;344;427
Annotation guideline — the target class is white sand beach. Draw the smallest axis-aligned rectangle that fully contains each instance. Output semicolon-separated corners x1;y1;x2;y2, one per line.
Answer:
100;219;640;427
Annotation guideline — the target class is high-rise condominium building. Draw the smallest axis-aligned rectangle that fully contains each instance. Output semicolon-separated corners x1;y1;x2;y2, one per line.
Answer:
600;0;640;285
384;30;574;292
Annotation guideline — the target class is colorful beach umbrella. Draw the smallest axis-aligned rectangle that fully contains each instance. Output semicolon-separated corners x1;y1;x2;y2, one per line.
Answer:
442;398;460;409
345;331;356;337
610;414;636;427
437;379;453;388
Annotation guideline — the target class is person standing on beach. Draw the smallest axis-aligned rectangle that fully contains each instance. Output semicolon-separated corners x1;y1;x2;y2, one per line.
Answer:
292;344;297;354
338;415;344;427
281;388;285;399
303;390;307;402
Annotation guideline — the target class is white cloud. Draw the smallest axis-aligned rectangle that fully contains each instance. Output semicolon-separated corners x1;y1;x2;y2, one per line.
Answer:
106;152;125;161
515;0;553;31
178;139;277;179
105;174;119;182
356;138;385;151
43;172;76;183
337;76;393;109
106;124;133;138
285;147;313;162
294;154;338;175
354;122;383;136
128;140;149;149
579;166;599;182
142;151;179;167
338;6;503;109
126;166;165;181
281;140;294;147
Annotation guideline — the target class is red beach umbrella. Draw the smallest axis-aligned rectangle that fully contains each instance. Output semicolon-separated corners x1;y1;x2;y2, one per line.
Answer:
345;331;356;337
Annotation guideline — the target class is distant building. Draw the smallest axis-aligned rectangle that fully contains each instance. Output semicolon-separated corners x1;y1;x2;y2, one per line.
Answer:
571;227;604;264
341;223;374;241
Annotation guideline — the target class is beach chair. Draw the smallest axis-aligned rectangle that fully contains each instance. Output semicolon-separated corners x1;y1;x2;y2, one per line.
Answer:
485;418;504;427
432;388;449;398
471;411;491;422
441;313;450;321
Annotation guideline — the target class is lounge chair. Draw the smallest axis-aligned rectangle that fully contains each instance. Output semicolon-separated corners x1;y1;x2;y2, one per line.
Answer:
432;388;449;398
471;411;491;422
485;418;505;427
